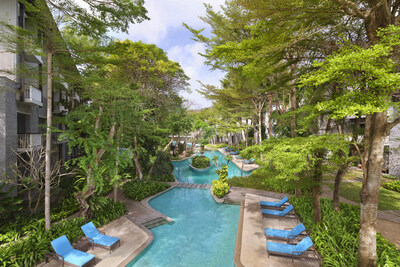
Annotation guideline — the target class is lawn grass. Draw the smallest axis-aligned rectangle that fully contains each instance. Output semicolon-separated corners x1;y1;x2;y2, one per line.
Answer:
323;169;363;181
326;182;400;210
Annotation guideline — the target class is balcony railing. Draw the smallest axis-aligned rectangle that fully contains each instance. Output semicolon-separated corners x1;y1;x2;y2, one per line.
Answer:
23;86;42;106
17;133;42;152
53;103;68;114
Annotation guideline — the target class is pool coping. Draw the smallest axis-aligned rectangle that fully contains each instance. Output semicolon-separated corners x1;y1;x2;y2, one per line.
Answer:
217;148;260;172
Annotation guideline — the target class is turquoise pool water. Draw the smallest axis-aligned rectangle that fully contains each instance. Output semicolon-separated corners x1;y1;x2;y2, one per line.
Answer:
173;150;251;184
127;188;240;267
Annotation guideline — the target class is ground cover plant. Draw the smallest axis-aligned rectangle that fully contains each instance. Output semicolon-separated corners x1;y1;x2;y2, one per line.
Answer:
149;151;175;182
291;197;400;266
0;198;126;266
191;155;211;169
123;180;170;201
382;180;400;193
228;168;296;193
0;196;80;245
325;182;400;210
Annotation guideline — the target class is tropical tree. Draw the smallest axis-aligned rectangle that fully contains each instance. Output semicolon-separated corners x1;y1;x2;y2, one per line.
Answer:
299;26;400;266
0;0;148;229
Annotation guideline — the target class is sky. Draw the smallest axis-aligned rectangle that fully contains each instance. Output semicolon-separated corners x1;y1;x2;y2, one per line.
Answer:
114;0;226;109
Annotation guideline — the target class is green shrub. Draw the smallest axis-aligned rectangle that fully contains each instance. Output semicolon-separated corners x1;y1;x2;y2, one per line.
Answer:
383;180;400;193
212;165;230;198
228;168;296;193
91;197;127;226
211;179;230;198
123;180;170;201
150;174;175;182
191;156;210;169
0;196;80;244
151;151;174;181
291;197;400;266
216;165;228;183
0;199;126;266
178;142;185;154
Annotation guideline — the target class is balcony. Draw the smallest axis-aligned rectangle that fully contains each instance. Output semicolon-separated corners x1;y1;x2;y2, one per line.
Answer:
17;133;42;152
53;103;69;114
23;86;43;106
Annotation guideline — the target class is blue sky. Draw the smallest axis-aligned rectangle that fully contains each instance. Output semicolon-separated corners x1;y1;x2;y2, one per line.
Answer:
115;0;226;109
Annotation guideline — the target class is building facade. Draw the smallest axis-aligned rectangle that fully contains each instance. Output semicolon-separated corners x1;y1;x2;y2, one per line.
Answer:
0;0;75;182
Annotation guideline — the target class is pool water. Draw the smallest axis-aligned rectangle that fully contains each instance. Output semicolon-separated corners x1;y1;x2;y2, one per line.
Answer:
173;150;251;184
127;188;240;267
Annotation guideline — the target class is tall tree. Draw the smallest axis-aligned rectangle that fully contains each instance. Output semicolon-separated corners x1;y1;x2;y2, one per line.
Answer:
300;26;400;266
2;0;148;229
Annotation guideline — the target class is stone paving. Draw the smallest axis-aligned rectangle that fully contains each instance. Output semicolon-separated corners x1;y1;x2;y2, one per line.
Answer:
239;194;321;267
218;148;260;172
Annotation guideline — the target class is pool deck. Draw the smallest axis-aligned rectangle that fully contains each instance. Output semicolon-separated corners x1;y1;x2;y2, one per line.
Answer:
218;148;260;172
37;215;149;267
238;193;321;267
39;178;400;266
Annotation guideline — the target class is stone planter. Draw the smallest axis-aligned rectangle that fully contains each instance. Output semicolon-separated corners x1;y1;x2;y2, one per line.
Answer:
189;164;211;172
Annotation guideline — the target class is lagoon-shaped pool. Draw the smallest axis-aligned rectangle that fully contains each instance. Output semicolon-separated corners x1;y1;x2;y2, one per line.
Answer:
127;188;239;267
173;150;251;184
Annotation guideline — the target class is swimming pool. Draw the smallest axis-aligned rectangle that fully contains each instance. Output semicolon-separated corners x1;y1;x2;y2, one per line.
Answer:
173;150;251;184
127;188;240;267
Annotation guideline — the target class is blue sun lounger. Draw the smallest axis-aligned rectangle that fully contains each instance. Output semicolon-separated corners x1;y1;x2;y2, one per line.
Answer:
262;204;294;217
244;158;255;164
230;151;239;155
260;196;289;207
266;236;321;264
265;223;306;241
81;222;120;253
50;235;95;267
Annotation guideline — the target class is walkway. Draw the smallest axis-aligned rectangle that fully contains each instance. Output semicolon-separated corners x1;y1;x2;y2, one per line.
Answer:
175;182;211;189
238;194;321;267
218;148;260;172
221;186;400;266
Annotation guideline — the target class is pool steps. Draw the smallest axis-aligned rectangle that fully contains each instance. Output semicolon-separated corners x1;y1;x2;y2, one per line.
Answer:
143;217;170;229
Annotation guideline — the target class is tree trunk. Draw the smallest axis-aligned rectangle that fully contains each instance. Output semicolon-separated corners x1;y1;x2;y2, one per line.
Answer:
76;108;114;218
358;112;387;267
267;93;273;138
44;51;52;230
312;185;321;223
290;87;297;138
132;135;143;180
258;108;263;144
312;151;323;223
333;159;352;211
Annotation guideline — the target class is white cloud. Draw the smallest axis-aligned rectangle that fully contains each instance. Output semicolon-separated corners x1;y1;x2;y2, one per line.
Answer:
167;43;224;109
115;0;226;108
124;0;225;45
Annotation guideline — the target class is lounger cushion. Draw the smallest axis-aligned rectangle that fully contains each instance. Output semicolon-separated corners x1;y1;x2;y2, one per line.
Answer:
267;241;302;255
267;236;313;256
265;228;290;238
265;223;306;238
262;204;293;216
51;235;95;266
63;249;95;267
81;222;99;239
81;221;120;247
260;196;288;207
51;235;73;257
91;234;120;247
